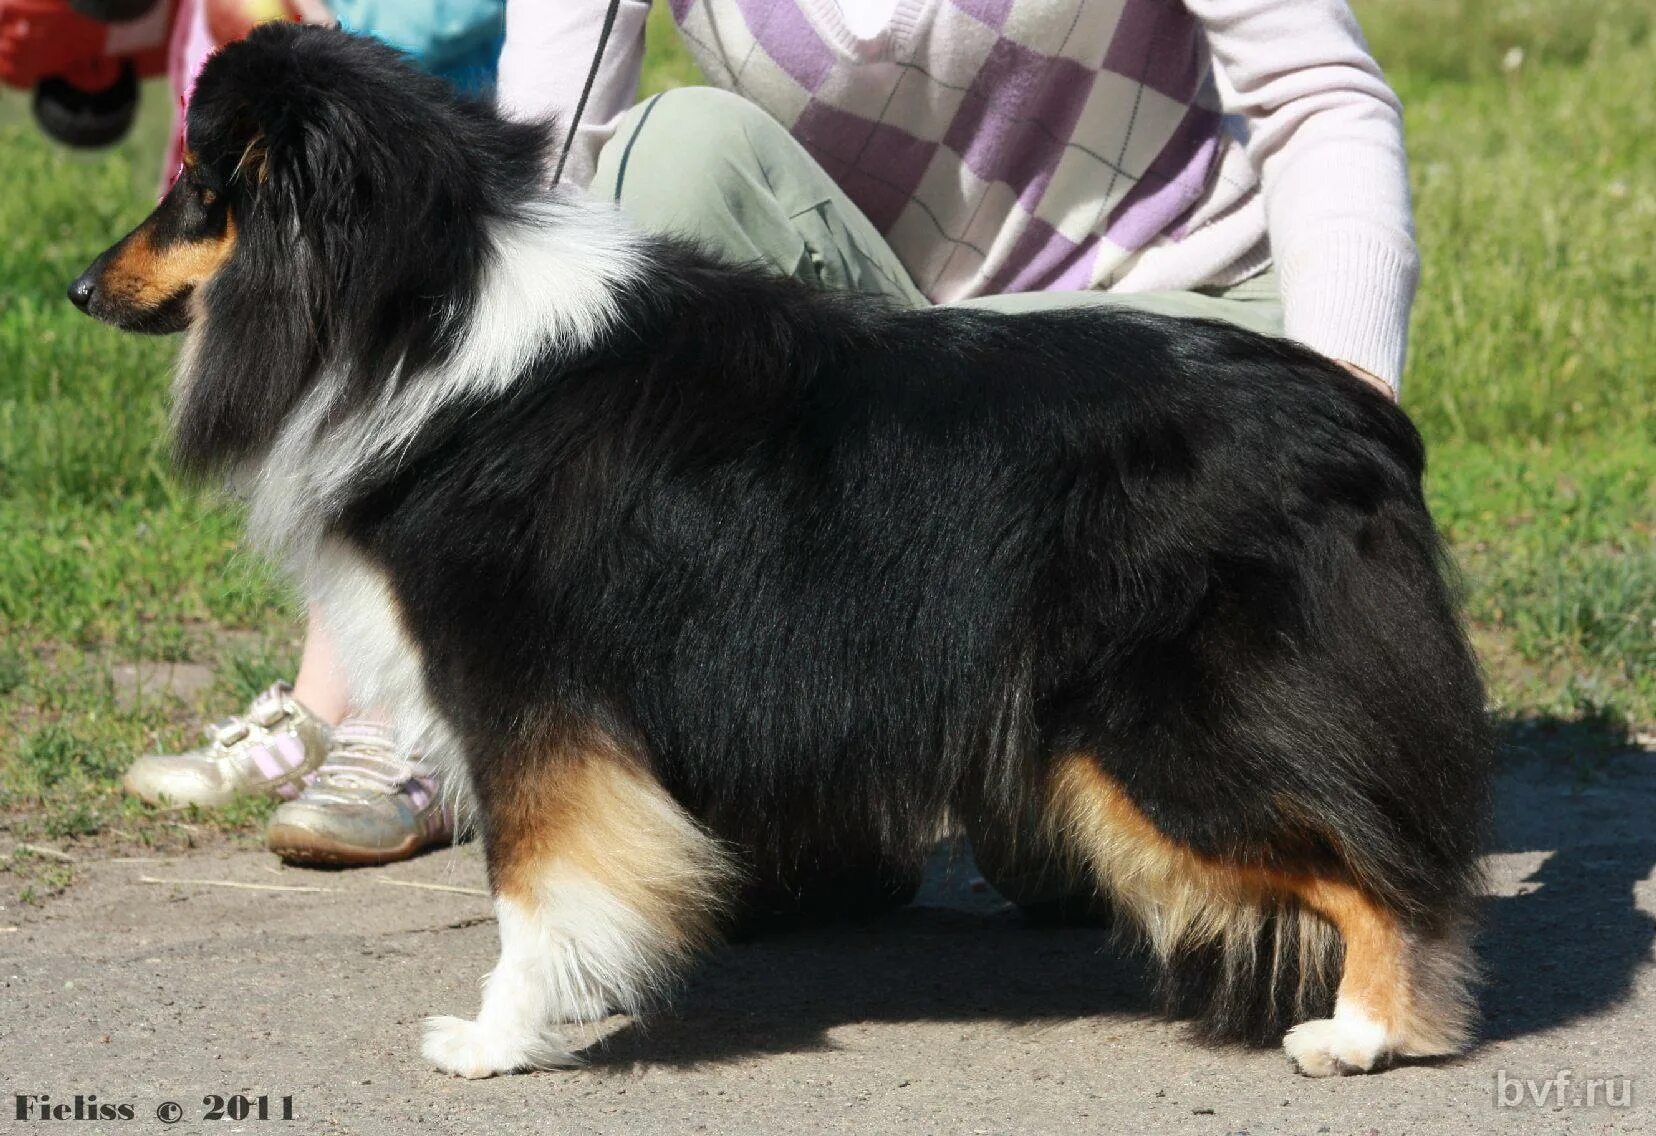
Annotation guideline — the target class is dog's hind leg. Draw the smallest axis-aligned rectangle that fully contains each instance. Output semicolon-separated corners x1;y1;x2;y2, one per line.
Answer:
422;728;736;1078
1044;754;1476;1076
1275;876;1475;1076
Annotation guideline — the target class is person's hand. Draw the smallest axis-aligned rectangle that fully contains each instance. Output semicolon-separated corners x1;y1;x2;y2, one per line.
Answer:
1339;360;1395;400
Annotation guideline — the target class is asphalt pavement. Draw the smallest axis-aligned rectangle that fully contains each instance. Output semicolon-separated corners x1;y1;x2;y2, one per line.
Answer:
2;750;1651;1135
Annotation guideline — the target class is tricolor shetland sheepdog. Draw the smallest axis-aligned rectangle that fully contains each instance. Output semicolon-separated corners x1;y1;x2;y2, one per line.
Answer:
71;24;1491;1079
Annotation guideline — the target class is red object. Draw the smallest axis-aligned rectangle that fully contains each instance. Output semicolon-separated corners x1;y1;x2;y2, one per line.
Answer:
0;0;174;93
204;0;297;47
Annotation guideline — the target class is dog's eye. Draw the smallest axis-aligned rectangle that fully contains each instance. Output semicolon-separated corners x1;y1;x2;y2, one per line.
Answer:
197;184;219;208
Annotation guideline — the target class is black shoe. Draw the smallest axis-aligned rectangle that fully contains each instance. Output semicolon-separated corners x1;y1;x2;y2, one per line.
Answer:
67;0;163;21
33;63;139;150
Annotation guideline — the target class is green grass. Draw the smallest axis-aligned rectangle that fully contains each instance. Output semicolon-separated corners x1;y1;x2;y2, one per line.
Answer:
1362;0;1654;446
1354;0;1655;730
1429;444;1653;723
0;2;1651;891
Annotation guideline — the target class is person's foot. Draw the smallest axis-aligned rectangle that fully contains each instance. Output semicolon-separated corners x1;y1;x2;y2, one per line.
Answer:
265;719;453;867
123;682;330;808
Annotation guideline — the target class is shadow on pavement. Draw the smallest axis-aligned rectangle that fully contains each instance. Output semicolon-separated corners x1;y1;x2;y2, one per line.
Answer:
1478;716;1656;1042
588;904;1158;1068
581;720;1655;1067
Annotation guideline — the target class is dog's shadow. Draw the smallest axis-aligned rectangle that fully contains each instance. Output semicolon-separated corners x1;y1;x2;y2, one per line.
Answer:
585;725;1656;1068
1477;718;1656;1043
590;888;1158;1069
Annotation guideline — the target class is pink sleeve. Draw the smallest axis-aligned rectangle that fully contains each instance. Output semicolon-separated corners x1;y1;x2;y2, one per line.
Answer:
497;0;651;188
162;0;217;195
1185;0;1419;390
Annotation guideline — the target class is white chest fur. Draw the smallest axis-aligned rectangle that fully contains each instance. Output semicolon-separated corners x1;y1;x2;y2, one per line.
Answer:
206;197;646;812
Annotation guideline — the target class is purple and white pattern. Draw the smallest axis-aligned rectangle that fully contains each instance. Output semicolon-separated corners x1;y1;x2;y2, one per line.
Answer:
214;681;327;800
245;732;315;799
670;0;1246;301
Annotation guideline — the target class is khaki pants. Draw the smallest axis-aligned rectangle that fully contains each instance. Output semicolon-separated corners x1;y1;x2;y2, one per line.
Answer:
594;86;1282;333
591;86;1281;910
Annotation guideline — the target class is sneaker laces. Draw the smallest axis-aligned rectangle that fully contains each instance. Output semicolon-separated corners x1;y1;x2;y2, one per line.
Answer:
313;720;425;796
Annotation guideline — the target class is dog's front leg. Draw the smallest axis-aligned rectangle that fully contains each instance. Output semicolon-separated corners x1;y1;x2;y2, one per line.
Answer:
422;736;735;1078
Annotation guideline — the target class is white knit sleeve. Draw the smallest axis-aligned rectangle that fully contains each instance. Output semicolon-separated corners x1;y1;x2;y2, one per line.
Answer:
497;0;651;188
1186;0;1419;390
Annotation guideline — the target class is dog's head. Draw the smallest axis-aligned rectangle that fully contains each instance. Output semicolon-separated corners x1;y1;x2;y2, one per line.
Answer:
66;142;238;335
69;22;551;473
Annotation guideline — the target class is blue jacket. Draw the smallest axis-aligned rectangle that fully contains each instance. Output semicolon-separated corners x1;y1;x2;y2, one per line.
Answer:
332;0;505;91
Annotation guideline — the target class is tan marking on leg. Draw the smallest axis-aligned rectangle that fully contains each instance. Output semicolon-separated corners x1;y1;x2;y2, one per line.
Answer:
1271;847;1474;1059
425;728;736;1078
488;729;733;955
1044;755;1473;1072
1287;876;1405;1031
1043;755;1281;957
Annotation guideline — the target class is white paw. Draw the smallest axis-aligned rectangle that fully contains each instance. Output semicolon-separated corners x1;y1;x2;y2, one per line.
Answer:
421;1015;579;1079
1283;1014;1390;1077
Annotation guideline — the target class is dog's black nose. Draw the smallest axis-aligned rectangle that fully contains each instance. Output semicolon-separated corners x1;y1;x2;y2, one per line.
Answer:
68;275;95;311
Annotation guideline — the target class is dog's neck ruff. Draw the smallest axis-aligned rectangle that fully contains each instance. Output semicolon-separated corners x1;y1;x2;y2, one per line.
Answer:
227;194;642;566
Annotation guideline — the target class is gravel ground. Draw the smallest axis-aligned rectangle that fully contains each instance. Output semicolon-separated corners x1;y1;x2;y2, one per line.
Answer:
2;751;1651;1136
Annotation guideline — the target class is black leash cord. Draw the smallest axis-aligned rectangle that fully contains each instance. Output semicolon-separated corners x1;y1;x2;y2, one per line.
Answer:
551;0;625;188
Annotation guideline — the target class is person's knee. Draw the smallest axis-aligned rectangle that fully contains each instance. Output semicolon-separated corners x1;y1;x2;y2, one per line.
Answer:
593;86;782;209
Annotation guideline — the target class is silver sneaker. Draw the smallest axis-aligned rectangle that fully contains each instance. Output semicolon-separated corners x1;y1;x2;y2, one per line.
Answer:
123;682;330;808
265;719;453;867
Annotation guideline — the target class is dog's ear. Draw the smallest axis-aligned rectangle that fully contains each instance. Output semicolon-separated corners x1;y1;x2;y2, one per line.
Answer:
185;22;327;207
169;25;337;479
168;219;325;479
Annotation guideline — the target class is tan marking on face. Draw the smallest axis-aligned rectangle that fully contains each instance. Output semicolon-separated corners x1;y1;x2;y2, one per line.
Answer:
101;213;238;311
